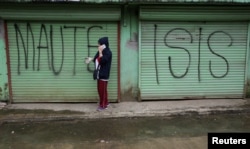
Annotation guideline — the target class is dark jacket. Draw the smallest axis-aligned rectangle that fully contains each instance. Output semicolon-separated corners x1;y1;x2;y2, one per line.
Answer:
93;37;112;80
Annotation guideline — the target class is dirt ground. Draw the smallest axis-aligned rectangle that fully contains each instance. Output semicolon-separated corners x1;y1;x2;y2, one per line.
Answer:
1;112;250;149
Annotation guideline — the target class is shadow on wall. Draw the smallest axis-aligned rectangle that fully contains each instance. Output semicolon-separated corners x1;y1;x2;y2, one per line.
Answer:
126;32;138;50
121;87;138;101
0;83;8;101
246;81;250;98
0;87;2;100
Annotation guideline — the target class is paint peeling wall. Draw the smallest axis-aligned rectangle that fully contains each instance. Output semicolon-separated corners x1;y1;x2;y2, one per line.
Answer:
0;20;8;101
120;5;139;101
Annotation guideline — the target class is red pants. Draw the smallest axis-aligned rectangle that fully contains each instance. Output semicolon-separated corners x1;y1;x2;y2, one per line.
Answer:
97;80;108;108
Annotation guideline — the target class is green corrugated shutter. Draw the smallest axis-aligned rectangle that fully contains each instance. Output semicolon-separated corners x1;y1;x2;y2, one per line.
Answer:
0;4;121;21
140;21;247;100
7;21;119;102
140;6;250;21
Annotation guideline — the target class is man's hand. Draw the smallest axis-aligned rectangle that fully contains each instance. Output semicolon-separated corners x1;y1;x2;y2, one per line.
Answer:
98;45;105;57
85;57;93;64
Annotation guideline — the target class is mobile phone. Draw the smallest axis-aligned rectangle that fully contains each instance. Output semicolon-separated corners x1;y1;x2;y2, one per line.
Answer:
101;44;106;50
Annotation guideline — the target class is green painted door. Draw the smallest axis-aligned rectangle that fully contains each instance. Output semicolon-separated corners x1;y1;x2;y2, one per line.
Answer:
140;22;247;100
7;21;119;102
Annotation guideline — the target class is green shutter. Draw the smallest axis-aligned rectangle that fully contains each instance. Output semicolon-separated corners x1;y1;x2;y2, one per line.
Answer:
0;4;121;21
7;21;118;102
140;6;250;21
140;21;247;100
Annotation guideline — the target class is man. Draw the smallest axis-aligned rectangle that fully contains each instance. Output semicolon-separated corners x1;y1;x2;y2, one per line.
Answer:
93;37;112;111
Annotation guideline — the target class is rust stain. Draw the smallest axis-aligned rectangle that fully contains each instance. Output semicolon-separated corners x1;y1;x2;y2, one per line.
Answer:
0;87;2;97
0;20;4;40
3;83;8;101
121;87;137;101
126;32;138;51
246;80;250;98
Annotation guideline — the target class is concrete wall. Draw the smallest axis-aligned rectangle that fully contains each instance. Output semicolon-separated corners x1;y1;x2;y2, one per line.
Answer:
245;23;250;99
0;20;8;101
120;5;139;101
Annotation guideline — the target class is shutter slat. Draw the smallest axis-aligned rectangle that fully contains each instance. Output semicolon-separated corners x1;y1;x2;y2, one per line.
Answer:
140;22;247;100
8;22;118;102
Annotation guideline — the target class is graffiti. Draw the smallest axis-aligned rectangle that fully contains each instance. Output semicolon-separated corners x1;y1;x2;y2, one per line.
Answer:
64;26;85;75
198;28;202;82
15;24;28;75
153;25;232;84
164;28;192;79
14;23;103;75
153;24;159;84
208;31;231;78
87;26;102;73
27;23;36;71
37;24;50;71
50;26;64;75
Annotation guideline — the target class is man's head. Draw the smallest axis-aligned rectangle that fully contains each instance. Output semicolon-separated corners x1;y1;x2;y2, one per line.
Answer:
98;37;109;48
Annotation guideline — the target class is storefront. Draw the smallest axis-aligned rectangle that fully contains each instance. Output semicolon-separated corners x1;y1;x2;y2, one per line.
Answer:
1;1;250;103
1;4;121;102
139;6;250;100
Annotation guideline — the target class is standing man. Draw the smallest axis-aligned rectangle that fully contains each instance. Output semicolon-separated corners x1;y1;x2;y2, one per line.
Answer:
93;37;112;111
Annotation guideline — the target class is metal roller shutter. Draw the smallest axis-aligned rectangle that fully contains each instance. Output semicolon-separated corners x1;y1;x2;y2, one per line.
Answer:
140;22;247;100
0;4;121;21
7;21;119;102
140;6;250;21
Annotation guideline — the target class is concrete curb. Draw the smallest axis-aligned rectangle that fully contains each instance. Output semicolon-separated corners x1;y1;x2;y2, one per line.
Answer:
0;102;7;109
1;101;250;123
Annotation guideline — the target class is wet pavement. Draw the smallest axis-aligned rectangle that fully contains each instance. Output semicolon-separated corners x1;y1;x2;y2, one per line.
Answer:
0;99;250;148
1;112;250;149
